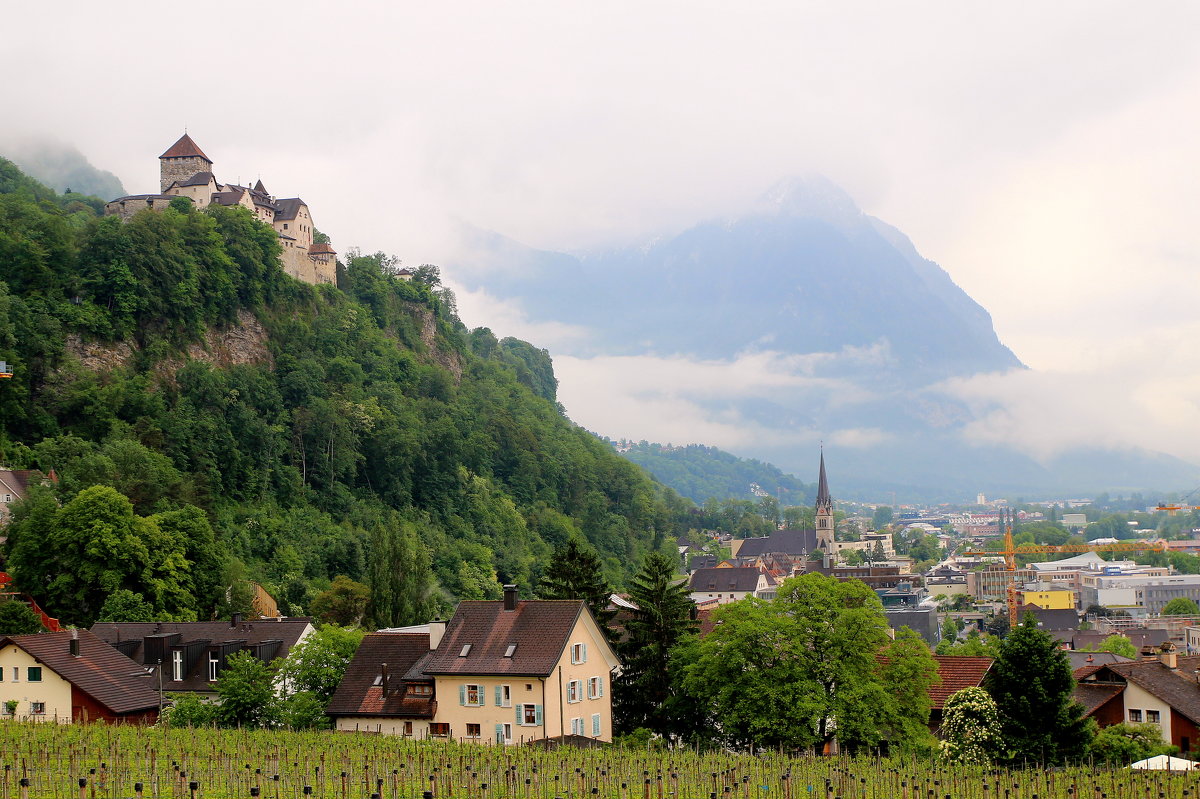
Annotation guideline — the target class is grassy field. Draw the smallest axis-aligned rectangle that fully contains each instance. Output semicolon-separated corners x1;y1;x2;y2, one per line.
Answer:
0;723;1188;799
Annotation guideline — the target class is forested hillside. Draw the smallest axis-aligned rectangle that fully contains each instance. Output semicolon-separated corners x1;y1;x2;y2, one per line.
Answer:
0;157;693;627
615;440;813;505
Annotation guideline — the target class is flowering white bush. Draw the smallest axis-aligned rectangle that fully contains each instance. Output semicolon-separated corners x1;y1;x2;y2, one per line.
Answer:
939;687;1004;765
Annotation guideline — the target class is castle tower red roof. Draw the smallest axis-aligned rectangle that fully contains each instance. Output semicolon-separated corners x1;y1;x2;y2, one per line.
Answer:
159;134;212;163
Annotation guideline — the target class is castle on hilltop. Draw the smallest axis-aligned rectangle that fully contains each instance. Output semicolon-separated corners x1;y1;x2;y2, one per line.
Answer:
105;134;336;285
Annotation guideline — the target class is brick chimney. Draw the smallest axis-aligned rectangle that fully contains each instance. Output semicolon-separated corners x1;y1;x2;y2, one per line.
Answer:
503;584;518;611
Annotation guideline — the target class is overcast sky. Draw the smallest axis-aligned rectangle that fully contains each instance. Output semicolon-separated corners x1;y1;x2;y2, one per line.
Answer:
5;2;1200;474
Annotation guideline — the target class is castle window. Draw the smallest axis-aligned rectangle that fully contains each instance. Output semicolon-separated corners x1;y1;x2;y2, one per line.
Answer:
283;224;288;230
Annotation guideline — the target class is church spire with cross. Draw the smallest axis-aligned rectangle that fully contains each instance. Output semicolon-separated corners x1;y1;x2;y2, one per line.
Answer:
814;448;835;551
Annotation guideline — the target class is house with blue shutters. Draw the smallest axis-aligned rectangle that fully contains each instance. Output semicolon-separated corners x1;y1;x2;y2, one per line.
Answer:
328;586;620;744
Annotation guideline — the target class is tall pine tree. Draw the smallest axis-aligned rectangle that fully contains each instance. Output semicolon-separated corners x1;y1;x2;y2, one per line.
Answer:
989;612;1094;764
613;551;697;735
367;515;438;628
536;538;615;636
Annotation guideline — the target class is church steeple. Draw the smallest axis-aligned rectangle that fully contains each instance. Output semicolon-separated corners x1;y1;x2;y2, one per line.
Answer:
814;449;834;551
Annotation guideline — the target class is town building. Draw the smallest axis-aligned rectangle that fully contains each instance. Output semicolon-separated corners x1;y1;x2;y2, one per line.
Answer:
328;587;619;744
688;567;774;605
105;134;336;286
90;615;313;697
927;656;993;732
0;630;159;723
1076;648;1200;753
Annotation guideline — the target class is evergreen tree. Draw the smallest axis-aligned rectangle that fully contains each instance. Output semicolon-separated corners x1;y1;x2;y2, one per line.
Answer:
536;538;615;634
367;516;438;628
613;552;697;735
988;613;1094;764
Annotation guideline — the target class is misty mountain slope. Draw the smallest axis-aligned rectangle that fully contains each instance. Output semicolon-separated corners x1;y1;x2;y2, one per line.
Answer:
454;177;1198;498
0;139;124;199
459;177;1021;386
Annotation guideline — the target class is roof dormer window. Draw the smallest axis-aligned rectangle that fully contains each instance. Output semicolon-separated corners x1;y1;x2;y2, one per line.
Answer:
459;644;471;657
504;644;517;658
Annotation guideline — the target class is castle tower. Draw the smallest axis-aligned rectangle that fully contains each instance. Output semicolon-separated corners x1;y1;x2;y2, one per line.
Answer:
159;134;214;192
814;449;834;551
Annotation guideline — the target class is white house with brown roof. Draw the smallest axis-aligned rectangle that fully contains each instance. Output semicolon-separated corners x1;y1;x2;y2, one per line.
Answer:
329;586;620;744
0;630;159;723
688;566;772;605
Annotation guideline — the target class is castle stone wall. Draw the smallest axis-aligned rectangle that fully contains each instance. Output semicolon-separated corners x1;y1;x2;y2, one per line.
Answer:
160;156;210;192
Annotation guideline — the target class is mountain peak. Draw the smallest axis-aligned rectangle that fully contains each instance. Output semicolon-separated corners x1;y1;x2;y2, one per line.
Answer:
756;174;863;227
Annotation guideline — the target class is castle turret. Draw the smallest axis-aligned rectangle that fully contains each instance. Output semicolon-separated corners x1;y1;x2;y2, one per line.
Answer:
159;134;213;192
814;449;834;551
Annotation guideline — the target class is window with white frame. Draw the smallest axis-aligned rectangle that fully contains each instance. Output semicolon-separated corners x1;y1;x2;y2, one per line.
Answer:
518;703;541;726
591;713;601;737
566;679;582;703
207;654;219;682
1147;710;1161;723
30;702;44;716
570;642;587;664
1129;709;1143;722
495;684;511;707
462;684;484;706
171;650;183;682
587;676;604;699
571;717;584;736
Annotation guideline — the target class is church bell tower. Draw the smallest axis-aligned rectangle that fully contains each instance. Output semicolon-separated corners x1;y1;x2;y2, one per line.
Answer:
814;449;834;551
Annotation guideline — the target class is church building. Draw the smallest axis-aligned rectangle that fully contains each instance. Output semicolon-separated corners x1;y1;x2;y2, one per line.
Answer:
105;134;336;286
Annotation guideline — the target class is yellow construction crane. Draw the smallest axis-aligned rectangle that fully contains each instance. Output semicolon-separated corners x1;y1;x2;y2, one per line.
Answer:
963;509;1167;627
1155;486;1200;516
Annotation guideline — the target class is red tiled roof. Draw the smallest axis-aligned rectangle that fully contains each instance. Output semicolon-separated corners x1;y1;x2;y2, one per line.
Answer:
159;134;212;162
2;630;159;715
327;633;435;718
929;656;993;709
308;243;336;254
423;600;587;677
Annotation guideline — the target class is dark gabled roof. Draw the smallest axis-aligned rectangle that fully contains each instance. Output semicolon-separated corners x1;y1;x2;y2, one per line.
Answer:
1065;650;1133;675
90;618;311;692
688;567;763;593
929;656;993;709
210;190;245;206
253;179;268;194
170;171;216;188
1073;629;1169;652
0;469;38;498
326;633;435;718
1022;604;1079;631
736;529;818;558
1075;682;1125;717
1;631;159;715
1099;655;1200;725
274;198;307;221
422;600;587;677
688;555;718;572
160;134;212;162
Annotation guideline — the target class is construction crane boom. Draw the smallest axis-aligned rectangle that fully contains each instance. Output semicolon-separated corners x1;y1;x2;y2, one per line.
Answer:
962;510;1167;627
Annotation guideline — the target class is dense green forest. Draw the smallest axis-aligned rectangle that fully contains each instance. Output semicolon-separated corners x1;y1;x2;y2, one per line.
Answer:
614;440;813;505
0;156;695;627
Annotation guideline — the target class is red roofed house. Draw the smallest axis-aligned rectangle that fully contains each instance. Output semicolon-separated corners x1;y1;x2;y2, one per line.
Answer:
928;656;994;732
328;585;620;744
0;630;159;723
